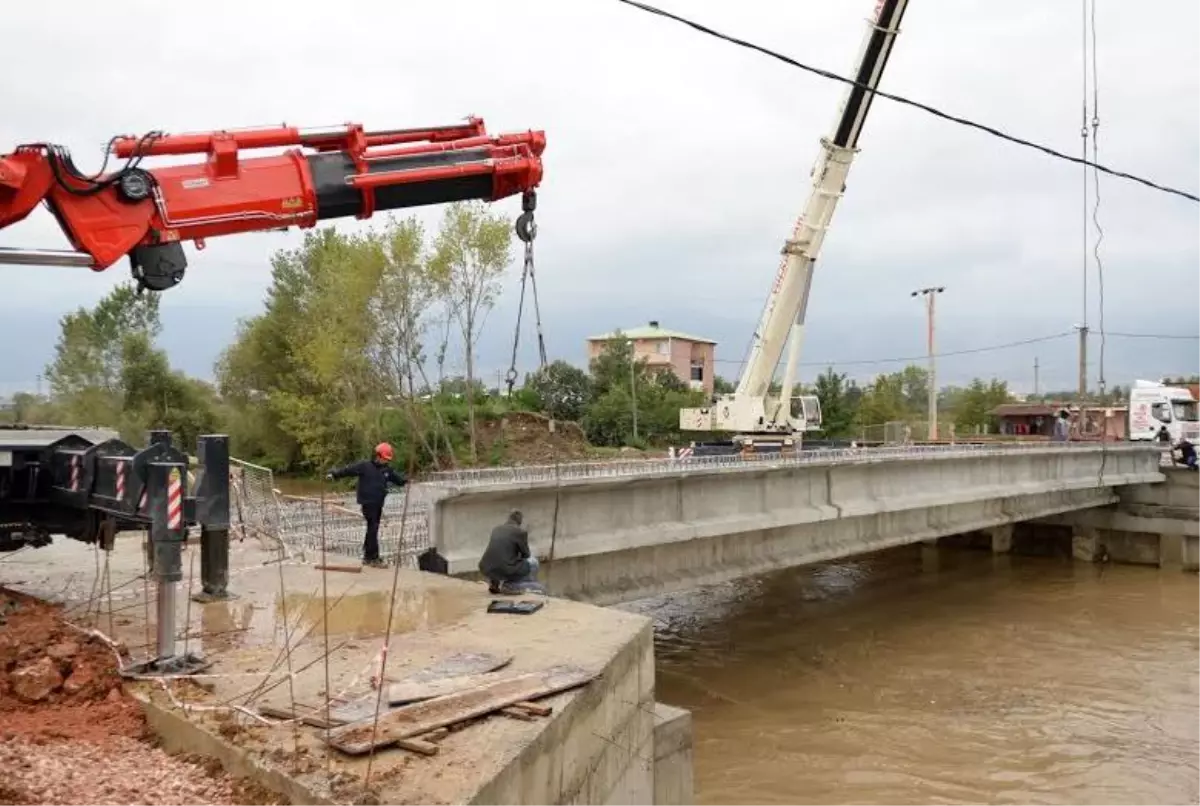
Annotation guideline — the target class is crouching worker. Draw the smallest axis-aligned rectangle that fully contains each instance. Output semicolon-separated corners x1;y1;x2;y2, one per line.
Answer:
326;443;406;568
1178;439;1198;471
479;510;545;595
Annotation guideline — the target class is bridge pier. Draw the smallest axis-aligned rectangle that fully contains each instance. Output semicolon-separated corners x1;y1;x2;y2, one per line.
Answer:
988;524;1013;554
1071;526;1103;563
1032;468;1197;571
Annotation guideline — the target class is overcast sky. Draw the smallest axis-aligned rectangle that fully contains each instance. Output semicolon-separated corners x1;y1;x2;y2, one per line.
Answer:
2;0;1197;397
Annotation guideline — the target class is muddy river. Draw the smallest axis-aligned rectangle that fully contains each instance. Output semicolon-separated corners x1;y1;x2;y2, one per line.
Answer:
623;546;1199;805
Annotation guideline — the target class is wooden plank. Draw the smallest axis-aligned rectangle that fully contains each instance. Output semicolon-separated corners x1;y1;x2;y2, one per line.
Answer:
500;707;535;721
314;563;362;573
258;701;340;729
329;650;513;725
327;665;595;756
395;737;439;756
385;671;504;705
512;700;553;717
406;651;514;683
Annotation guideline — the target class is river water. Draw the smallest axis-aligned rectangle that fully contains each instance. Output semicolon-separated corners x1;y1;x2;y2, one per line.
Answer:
623;546;1199;805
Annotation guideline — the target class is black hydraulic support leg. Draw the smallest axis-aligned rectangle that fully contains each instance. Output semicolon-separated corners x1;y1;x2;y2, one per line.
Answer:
193;434;232;603
122;455;210;677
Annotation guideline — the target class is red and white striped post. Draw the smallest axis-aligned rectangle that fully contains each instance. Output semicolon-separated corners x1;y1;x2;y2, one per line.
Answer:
167;467;184;532
115;459;127;502
69;455;80;492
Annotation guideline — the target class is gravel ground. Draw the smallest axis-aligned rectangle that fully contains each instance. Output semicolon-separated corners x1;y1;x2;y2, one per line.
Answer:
0;588;283;806
0;736;247;805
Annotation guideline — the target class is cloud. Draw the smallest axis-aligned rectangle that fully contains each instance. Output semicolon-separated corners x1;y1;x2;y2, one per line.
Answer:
1;0;1196;396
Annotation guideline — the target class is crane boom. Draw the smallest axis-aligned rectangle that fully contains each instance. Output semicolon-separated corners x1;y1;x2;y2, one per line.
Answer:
0;117;544;293
681;0;909;443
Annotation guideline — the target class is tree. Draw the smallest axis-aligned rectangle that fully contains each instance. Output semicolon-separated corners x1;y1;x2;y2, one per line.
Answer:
216;227;390;470
813;367;857;437
365;215;457;462
952;378;1012;431
650;368;688;394
526;360;593;421
588;333;637;398
713;375;735;395
857;372;908;426
582;339;705;447
429;201;513;462
897;365;930;415
368;216;441;397
45;282;160;424
44;281;162;427
120;331;221;447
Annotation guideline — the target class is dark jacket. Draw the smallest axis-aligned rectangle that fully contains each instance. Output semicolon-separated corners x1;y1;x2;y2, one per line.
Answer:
330;459;406;507
478;518;531;581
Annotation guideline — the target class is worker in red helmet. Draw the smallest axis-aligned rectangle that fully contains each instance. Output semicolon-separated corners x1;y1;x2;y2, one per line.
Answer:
326;442;407;568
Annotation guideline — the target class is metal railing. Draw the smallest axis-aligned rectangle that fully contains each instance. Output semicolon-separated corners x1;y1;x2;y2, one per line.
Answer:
426;441;1140;489
228;458;436;565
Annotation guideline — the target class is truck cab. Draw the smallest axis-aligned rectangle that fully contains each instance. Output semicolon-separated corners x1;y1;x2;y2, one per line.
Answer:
1128;380;1199;445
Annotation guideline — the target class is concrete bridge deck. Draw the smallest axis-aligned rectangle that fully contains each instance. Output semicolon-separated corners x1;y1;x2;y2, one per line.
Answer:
425;443;1164;605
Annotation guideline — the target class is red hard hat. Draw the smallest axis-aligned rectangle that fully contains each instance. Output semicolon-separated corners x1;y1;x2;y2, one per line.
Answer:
375;442;394;461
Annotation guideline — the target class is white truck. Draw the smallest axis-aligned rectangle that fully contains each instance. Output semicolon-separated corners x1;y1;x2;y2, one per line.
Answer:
1128;380;1199;444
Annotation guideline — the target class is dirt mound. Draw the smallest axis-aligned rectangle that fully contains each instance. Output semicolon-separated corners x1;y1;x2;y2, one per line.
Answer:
0;589;142;742
477;411;593;465
0;589;282;805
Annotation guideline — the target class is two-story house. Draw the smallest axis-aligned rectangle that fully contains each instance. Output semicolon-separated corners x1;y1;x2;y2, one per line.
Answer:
585;321;717;395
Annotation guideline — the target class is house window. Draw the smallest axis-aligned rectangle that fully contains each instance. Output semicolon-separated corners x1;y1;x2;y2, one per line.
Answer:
655;340;670;355
690;362;704;382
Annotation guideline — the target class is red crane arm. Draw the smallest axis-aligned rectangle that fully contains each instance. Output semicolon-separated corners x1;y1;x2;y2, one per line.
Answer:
0;117;545;292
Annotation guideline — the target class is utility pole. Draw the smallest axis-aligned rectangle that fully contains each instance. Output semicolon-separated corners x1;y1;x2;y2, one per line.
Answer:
912;287;944;441
1033;356;1040;397
1074;324;1089;399
627;340;639;441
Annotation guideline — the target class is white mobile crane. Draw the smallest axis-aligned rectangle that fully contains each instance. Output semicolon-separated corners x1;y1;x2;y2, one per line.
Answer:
680;0;910;448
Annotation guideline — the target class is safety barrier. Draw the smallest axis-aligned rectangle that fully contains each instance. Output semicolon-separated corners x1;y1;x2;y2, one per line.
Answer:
424;441;1143;488
227;458;436;565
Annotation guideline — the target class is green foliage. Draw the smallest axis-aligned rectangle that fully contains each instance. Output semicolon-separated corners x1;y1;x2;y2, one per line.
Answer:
712;375;735;395
45;282;161;426
856;372;908;426
943;378;1012;431
812;367;857;437
430;202;513;461
525;360;592;421
578;339;704;447
29;281;220;447
216;227;389;471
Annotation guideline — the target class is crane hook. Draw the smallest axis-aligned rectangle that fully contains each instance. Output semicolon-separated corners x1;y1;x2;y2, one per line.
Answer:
515;190;537;243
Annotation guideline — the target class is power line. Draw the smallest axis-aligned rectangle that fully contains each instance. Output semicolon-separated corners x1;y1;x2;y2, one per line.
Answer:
613;0;1200;204
1096;330;1200;341
713;330;1075;369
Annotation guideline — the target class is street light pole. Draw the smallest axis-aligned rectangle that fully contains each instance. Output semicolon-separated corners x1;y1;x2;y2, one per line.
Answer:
911;286;945;441
627;340;639;441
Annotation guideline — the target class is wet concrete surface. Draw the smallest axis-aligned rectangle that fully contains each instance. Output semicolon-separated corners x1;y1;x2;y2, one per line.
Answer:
626;545;1200;805
0;533;651;804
